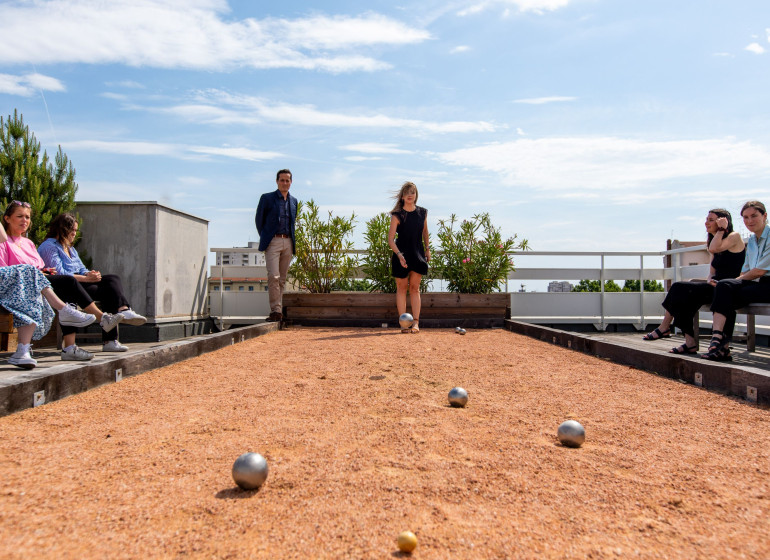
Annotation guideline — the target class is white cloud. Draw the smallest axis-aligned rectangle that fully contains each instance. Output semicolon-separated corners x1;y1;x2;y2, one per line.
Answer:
344;156;384;161
341;143;411;154
105;80;146;89
64;139;282;161
436;136;770;191
745;42;766;54
513;96;577;104
459;0;571;16
152;90;497;134
0;72;65;96
0;1;429;73
450;45;471;54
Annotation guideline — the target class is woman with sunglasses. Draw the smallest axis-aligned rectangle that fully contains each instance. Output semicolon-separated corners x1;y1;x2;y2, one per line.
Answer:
0;201;124;362
702;200;770;361
642;208;745;354
0;207;96;369
38;212;146;352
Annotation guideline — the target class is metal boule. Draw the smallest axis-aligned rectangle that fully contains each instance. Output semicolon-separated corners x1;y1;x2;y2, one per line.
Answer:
448;386;469;407
232;452;269;490
399;313;414;329
557;420;586;448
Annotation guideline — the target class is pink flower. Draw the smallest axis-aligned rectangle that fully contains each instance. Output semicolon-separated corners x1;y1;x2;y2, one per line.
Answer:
462;258;471;264
497;244;503;249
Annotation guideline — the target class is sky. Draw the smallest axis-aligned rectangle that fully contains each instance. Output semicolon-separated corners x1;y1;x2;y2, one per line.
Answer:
1;0;769;265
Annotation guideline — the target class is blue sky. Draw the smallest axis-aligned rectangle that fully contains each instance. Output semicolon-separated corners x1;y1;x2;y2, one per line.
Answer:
1;0;769;259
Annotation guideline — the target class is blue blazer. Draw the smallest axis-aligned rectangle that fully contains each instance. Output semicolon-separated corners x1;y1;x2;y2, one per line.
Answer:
255;190;298;252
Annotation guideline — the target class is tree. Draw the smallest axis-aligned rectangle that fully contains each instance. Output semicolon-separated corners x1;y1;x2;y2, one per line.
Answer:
622;279;664;292
0;110;78;244
572;279;622;292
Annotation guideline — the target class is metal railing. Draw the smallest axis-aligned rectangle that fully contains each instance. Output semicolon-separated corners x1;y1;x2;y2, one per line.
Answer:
208;245;711;331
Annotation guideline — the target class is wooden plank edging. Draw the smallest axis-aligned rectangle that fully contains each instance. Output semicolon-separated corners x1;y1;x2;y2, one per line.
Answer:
0;322;280;417
504;319;770;405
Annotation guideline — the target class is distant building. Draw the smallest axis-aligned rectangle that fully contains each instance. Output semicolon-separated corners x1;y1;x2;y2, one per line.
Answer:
215;241;266;267
548;281;573;293
211;241;268;293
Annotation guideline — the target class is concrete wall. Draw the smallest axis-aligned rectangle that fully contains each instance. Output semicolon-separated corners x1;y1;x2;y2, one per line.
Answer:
76;202;209;322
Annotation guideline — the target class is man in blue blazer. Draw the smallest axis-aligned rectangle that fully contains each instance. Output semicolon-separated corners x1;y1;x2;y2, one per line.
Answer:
255;169;298;322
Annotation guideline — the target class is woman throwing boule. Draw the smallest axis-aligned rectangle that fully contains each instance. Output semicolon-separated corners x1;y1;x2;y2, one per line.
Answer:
388;182;430;333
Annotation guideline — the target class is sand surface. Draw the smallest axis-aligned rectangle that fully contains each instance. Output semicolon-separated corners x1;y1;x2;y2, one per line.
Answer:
1;327;769;559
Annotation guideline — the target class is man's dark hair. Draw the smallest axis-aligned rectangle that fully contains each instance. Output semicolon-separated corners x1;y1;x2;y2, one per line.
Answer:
276;169;292;181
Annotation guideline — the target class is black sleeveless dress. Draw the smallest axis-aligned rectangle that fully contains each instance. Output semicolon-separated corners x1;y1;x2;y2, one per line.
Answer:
663;248;746;337
391;206;429;279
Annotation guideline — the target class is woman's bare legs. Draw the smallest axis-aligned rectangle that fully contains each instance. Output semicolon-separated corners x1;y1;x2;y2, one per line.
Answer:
40;287;67;311
396;277;409;317
657;310;673;332
408;272;422;332
16;324;35;345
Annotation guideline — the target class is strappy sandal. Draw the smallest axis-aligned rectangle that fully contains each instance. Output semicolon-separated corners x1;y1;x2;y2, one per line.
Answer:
701;330;732;361
410;323;420;333
401;328;411;334
643;327;671;341
670;344;697;355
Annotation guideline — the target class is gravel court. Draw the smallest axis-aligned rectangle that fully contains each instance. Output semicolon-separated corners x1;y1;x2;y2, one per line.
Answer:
1;326;769;559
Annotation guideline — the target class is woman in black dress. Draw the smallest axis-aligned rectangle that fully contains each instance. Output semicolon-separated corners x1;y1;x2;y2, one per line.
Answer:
388;182;430;333
642;208;745;354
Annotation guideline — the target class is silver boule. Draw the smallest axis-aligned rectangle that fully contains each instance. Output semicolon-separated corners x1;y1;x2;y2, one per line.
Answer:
557;420;586;448
448;386;469;407
458;328;466;335
399;313;414;329
455;326;462;332
232;452;269;490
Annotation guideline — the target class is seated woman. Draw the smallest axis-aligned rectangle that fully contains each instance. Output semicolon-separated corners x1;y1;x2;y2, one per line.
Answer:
642;209;745;354
702;201;770;361
38;212;147;354
0;202;130;361
0;220;96;368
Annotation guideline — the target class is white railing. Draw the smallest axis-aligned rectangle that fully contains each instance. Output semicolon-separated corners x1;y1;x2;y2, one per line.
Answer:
209;245;734;332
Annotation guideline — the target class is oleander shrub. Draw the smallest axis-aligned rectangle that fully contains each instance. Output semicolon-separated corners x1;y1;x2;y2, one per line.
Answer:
434;213;528;294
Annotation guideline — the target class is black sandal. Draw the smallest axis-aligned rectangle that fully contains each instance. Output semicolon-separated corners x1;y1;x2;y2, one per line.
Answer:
701;330;732;361
642;327;671;341
670;344;697;355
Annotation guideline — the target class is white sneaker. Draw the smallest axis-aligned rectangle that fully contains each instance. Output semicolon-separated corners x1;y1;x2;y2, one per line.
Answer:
100;313;123;333
61;345;94;361
8;350;36;369
103;340;128;352
118;308;146;326
58;304;97;327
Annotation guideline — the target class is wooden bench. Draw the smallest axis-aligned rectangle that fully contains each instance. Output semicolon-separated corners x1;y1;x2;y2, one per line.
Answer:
694;304;770;352
0;309;13;351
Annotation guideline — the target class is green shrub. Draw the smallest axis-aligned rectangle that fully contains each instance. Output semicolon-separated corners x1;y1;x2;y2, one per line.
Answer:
434;213;528;294
289;200;357;293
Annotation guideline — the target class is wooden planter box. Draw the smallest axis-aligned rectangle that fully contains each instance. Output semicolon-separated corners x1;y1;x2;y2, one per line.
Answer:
282;292;510;328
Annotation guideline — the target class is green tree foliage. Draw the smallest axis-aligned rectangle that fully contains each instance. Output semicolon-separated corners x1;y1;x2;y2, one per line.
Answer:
289;200;358;293
572;279;622;292
361;212;431;293
435;213;529;294
622;279;664;292
0;110;77;244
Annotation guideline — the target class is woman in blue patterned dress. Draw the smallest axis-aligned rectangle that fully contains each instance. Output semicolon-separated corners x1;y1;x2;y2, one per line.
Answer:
0;202;96;369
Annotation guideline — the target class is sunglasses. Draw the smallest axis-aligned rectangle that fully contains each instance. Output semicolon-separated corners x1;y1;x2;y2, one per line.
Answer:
8;200;31;209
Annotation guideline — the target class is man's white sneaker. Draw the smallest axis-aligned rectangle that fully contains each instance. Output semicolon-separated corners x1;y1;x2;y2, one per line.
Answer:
118;308;146;326
58;304;97;327
61;345;94;361
100;313;123;333
102;340;128;352
8;350;36;369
